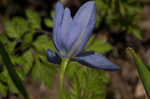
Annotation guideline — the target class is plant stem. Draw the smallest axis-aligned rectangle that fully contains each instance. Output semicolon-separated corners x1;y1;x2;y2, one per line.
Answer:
59;58;69;99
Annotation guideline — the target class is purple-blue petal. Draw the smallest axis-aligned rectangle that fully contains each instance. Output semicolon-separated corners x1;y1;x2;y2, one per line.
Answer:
74;5;96;56
63;1;96;56
60;8;72;54
46;49;61;64
76;52;120;71
53;2;64;53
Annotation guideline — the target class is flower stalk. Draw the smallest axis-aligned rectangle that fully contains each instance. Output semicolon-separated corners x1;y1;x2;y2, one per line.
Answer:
59;58;69;99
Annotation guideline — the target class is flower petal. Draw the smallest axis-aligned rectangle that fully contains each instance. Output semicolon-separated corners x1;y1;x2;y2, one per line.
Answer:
46;49;61;64
64;1;96;56
53;2;64;52
76;52;120;71
60;8;72;55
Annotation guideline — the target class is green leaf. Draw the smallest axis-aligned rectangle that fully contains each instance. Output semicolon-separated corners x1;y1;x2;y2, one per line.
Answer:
50;9;55;18
128;48;150;98
65;62;107;99
70;76;81;99
85;35;113;54
95;0;145;40
95;0;108;28
22;50;33;74
44;9;55;28
119;0;125;16
95;0;108;9
7;41;16;53
44;18;53;28
0;81;8;96
38;53;57;74
0;34;16;53
0;68;25;94
26;9;41;30
10;50;33;76
0;34;9;44
0;68;19;94
4;17;28;39
126;5;143;15
0;39;29;99
32;34;57;88
13;50;33;75
65;62;80;78
23;32;34;42
31;60;54;88
33;35;56;53
128;26;142;40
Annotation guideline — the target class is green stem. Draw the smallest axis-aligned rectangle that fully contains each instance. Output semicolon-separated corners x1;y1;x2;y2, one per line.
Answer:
59;58;69;99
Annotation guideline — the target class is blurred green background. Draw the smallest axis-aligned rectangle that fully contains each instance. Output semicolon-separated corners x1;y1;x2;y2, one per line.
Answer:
0;0;150;99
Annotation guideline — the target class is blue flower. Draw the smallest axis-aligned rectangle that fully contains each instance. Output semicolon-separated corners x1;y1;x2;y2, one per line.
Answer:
47;1;119;71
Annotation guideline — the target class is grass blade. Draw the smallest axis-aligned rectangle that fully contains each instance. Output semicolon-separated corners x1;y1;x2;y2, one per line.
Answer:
128;48;150;98
0;39;29;99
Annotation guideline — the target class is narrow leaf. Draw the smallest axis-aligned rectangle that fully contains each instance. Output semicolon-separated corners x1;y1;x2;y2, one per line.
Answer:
128;48;150;98
0;39;29;99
